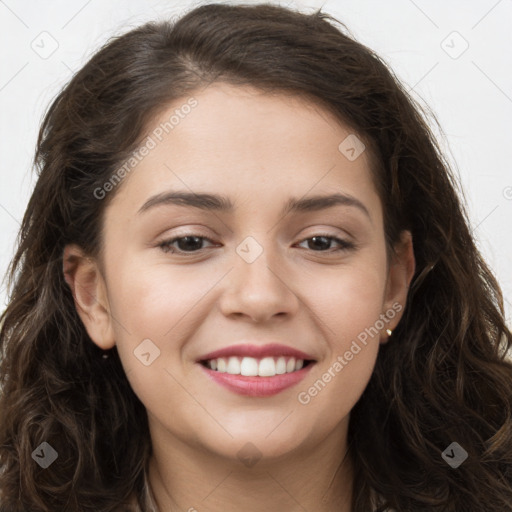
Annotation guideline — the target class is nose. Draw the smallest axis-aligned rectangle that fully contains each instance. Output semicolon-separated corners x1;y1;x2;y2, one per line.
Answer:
218;246;299;323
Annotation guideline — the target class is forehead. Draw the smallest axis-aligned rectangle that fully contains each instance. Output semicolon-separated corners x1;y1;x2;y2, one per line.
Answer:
106;82;380;220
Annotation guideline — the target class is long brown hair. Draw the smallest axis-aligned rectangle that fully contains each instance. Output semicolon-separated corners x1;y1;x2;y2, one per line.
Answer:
1;3;511;511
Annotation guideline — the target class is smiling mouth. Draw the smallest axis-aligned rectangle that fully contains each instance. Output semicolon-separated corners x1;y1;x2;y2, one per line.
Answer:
199;356;315;377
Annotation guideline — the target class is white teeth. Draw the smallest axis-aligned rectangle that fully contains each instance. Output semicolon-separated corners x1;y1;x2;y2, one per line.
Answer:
226;356;241;374
275;356;286;375
258;357;276;377
216;358;226;372
240;357;259;376
205;356;307;376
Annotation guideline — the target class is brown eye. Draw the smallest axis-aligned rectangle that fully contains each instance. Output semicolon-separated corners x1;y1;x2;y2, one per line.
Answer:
158;235;215;254
297;235;355;252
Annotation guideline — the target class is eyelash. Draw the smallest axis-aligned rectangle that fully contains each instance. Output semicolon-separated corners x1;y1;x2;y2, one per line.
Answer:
157;233;356;255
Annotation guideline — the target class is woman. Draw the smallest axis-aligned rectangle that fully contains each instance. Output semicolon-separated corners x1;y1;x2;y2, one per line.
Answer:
1;3;511;511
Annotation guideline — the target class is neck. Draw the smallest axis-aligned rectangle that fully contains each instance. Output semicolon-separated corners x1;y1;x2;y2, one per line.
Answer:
146;418;354;512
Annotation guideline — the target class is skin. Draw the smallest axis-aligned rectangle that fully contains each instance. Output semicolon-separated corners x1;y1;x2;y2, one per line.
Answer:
63;82;415;512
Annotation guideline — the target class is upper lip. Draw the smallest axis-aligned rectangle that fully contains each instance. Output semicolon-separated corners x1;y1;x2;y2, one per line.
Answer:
197;343;316;362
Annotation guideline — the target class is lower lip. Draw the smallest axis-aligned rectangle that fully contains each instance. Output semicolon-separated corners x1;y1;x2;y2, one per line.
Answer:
198;363;315;397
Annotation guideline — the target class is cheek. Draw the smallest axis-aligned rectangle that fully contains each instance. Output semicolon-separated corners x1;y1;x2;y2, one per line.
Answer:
301;257;387;343
295;259;386;415
110;259;208;334
105;260;203;376
106;262;208;422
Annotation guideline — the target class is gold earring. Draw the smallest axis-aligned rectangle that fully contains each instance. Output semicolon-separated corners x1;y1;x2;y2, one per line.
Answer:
386;329;393;336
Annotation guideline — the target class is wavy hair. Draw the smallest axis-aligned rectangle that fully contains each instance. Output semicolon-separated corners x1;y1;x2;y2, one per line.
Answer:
1;3;511;511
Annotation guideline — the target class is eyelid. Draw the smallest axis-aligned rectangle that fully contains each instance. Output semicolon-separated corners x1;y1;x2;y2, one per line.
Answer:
153;226;215;245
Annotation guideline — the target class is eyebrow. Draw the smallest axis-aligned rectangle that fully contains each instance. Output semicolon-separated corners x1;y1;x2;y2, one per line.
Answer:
137;190;371;220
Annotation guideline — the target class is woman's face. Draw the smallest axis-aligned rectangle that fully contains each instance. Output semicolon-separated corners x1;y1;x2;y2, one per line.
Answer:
66;82;414;463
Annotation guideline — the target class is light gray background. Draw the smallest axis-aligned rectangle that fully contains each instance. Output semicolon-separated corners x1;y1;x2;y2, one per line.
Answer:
1;0;511;328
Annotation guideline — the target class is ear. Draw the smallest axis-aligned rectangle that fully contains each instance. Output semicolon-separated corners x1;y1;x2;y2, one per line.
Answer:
62;243;115;350
381;230;415;343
